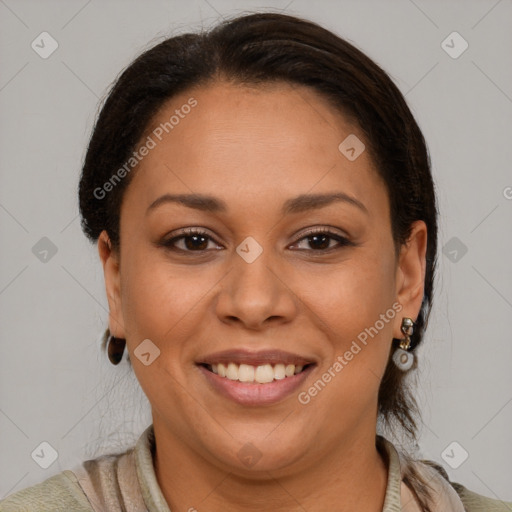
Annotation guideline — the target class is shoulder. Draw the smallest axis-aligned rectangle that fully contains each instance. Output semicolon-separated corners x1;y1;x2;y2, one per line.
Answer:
0;470;94;512
417;459;512;512
450;481;512;511
0;426;156;512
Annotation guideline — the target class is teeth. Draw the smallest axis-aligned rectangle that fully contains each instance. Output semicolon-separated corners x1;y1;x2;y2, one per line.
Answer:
226;363;238;380
255;364;274;383
209;362;307;383
238;364;255;382
274;363;286;380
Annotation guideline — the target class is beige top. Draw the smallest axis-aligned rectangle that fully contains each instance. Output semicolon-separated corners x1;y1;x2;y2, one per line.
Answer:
1;424;510;511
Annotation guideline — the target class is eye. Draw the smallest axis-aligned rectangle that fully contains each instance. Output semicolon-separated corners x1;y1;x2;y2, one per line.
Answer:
159;226;353;254
160;228;222;253
291;227;353;252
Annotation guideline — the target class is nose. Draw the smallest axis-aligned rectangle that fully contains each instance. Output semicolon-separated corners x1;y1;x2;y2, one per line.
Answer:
214;244;298;330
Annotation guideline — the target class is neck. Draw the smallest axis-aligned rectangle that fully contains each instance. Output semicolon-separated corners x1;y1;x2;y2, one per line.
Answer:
153;424;388;512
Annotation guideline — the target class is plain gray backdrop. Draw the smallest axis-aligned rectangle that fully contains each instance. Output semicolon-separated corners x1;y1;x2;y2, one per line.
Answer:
1;0;511;503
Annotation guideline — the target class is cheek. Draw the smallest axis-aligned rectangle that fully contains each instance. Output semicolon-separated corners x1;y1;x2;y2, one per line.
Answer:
118;248;217;357
118;252;215;416
299;248;397;342
296;246;398;409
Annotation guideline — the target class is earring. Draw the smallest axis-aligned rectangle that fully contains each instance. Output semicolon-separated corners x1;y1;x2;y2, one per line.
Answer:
392;317;414;371
107;334;126;365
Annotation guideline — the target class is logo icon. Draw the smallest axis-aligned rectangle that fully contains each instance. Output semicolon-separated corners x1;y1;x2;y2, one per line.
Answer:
441;32;468;59
442;237;468;263
134;339;161;366
31;32;59;59
31;441;59;469
441;441;469;469
237;442;262;468
236;236;263;263
32;237;58;263
338;134;365;161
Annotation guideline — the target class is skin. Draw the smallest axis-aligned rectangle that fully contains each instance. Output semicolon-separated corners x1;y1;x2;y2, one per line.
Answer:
98;81;427;511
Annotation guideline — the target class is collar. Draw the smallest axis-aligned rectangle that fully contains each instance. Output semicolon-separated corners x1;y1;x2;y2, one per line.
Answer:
134;425;461;511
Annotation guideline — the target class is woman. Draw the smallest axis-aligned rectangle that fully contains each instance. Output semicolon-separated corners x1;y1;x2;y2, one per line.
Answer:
1;12;509;512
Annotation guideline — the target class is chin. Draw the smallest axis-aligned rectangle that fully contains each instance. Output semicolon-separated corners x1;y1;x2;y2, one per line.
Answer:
198;424;310;476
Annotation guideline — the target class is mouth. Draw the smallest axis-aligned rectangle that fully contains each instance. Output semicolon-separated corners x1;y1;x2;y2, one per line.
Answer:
199;361;314;384
196;349;317;405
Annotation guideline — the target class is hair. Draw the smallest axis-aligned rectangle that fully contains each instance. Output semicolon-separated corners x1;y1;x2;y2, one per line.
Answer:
79;12;438;509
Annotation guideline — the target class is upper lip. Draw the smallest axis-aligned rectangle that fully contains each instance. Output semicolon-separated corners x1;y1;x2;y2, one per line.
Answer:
197;349;317;367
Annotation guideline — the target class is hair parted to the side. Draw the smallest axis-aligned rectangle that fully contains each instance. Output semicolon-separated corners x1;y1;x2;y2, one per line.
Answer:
79;12;438;510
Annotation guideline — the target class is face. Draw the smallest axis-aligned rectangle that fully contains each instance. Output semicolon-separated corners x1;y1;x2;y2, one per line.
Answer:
99;81;426;476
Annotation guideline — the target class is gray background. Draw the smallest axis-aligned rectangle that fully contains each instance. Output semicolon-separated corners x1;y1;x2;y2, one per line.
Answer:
1;0;511;503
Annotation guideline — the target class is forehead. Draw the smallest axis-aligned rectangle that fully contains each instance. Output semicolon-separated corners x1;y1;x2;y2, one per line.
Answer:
125;81;386;216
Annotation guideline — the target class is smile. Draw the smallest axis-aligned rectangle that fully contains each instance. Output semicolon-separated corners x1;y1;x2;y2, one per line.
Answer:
197;349;317;405
203;362;311;383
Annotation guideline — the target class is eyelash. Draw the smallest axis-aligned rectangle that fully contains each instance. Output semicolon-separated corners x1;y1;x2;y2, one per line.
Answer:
160;227;354;254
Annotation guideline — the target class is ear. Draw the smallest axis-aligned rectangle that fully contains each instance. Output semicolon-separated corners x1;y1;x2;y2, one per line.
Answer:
394;220;428;338
98;230;125;339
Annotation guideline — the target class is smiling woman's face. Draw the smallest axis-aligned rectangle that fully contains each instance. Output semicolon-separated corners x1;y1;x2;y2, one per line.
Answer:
99;81;426;477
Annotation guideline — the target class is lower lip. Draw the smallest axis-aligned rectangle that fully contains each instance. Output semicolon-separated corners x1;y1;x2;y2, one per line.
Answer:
198;364;315;406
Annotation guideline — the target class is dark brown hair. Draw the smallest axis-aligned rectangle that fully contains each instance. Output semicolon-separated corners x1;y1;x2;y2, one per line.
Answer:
79;12;438;509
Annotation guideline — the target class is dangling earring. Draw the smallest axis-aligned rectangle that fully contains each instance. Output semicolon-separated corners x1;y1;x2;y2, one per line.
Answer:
392;317;414;371
106;333;126;365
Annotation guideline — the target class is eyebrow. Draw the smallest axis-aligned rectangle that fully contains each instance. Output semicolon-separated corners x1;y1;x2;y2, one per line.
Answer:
146;192;368;216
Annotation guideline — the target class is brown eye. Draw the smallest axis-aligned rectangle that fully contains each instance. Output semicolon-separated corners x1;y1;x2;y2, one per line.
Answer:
291;228;353;252
161;228;222;253
181;234;209;251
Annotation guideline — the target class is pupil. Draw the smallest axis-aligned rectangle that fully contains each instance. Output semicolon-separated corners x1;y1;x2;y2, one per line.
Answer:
310;234;329;250
185;235;208;250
